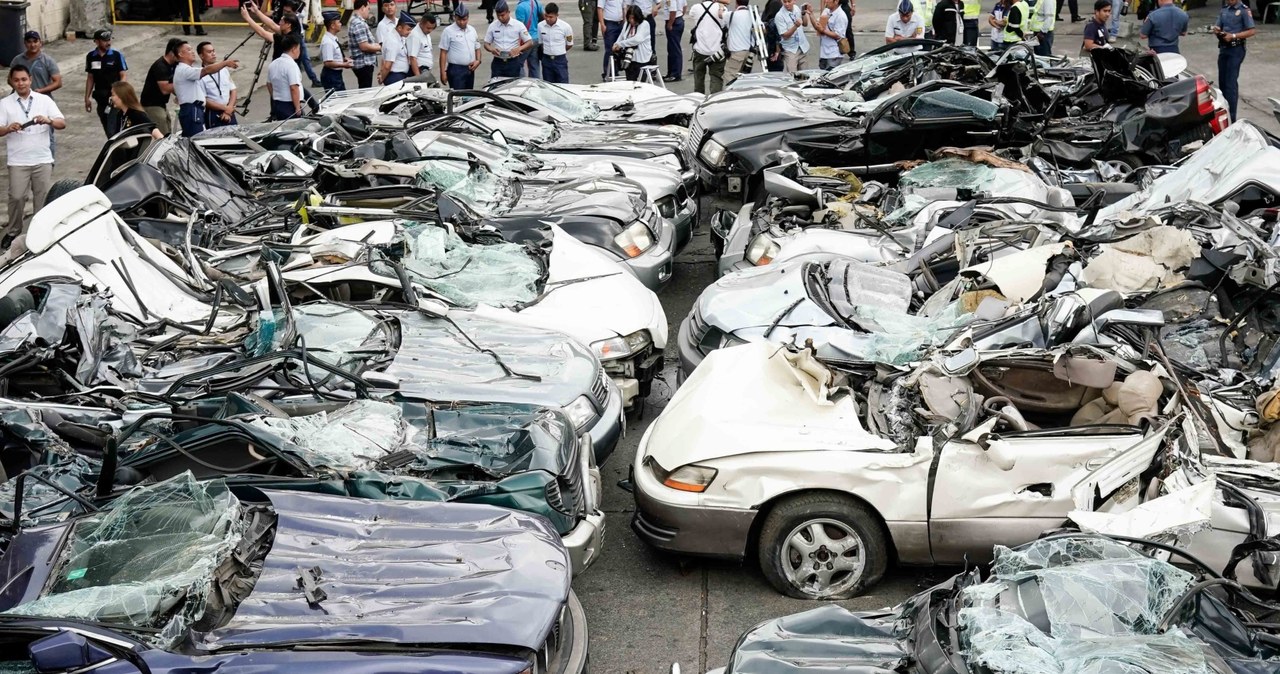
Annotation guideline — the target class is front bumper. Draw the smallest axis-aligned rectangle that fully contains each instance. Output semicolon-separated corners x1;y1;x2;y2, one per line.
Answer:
564;505;606;575
631;457;755;559
676;313;704;384
619;216;677;290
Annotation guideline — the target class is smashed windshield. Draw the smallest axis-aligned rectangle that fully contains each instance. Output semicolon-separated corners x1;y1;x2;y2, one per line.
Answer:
823;51;913;85
4;474;249;647
391;223;544;308
519;81;601;122
414;158;513;215
291;303;392;370
908;88;998;121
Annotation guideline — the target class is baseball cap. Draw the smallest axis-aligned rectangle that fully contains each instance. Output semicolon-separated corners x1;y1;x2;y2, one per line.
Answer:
23;30;40;41
94;29;113;41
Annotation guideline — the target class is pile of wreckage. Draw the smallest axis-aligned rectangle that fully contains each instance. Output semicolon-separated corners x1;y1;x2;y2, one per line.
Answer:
0;40;1279;673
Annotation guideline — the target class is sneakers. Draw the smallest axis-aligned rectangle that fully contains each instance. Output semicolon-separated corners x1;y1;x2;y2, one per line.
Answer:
1071;15;1084;20
585;39;600;51
663;74;681;82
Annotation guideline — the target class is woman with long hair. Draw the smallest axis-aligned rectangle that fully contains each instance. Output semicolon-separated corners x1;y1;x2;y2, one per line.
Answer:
110;82;164;140
611;3;652;80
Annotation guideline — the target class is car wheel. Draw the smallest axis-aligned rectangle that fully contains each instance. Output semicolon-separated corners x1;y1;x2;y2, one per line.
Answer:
1112;153;1146;171
45;179;84;206
758;493;888;600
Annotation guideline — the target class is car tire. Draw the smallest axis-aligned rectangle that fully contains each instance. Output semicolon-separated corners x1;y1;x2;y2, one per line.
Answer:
45;179;83;206
757;493;888;600
1112;153;1146;171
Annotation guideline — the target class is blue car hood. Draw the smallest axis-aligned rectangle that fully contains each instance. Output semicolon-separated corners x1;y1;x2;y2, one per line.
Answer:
198;490;571;652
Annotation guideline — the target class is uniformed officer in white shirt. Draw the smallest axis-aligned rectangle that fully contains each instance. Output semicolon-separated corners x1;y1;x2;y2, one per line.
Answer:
268;33;304;120
319;10;353;92
198;41;239;127
439;4;482;88
486;0;533;78
376;0;400;65
538;3;575;82
380;11;416;84
664;0;688;81
599;0;625;78
172;40;237;137
0;65;64;246
409;13;438;76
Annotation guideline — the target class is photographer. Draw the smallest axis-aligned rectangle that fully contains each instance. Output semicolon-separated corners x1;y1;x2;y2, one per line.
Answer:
241;0;321;88
775;0;810;73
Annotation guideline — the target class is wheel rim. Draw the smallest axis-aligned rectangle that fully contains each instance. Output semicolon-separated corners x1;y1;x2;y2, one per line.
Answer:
780;518;866;598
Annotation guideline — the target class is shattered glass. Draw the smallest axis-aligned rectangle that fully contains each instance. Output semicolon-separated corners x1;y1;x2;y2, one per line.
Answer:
0;283;78;354
290;304;391;370
0;451;101;523
907;89;999;121
899;158;1026;195
391;223;543;308
823;303;975;365
414;159;510;215
519;81;601;122
249;400;408;471
4;474;246;647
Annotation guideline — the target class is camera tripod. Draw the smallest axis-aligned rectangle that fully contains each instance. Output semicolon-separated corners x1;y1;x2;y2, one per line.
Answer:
233;34;273;117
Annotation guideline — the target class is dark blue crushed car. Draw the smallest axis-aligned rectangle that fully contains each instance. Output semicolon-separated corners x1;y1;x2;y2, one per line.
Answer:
0;474;588;673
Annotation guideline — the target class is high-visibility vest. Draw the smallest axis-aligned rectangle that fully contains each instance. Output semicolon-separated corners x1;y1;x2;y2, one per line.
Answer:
912;0;936;24
1034;0;1055;31
962;0;981;19
1003;0;1029;40
1026;0;1042;31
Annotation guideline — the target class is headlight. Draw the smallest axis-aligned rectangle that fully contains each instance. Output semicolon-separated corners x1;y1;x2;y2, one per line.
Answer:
699;139;728;167
745;233;780;266
563;395;597;431
591;330;652;361
648;459;718;493
656;195;678;220
614;221;655;258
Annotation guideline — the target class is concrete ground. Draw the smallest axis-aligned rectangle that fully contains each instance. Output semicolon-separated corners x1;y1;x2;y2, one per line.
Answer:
3;1;1275;671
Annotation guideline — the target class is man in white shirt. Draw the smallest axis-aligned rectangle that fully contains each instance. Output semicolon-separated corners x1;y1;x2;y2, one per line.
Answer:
664;0;687;81
722;0;755;84
0;66;65;247
439;4;482;88
171;40;238;137
319;10;353;92
688;0;728;93
598;0;625;78
538;3;575;82
198;42;239;127
775;0;810;72
817;0;848;69
379;11;416;84
486;0;533;79
623;0;658;63
267;34;304;121
885;0;924;52
376;0;400;64
408;13;438;77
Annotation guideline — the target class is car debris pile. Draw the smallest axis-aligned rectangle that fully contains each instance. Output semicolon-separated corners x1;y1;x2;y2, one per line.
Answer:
0;42;1279;671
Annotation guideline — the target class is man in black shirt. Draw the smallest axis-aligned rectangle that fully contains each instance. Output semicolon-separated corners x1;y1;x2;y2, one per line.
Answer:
1081;0;1110;50
83;29;128;136
932;0;960;43
141;38;182;135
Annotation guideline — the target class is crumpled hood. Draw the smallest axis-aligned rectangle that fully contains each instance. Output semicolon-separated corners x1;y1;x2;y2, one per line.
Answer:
694;88;843;147
385;309;597;407
479;225;667;347
548;124;684;156
700;257;834;333
514;177;647;224
200;491;569;652
536;154;682;201
643;342;894;467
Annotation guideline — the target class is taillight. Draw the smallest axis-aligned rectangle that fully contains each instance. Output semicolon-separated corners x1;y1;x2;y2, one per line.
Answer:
1210;108;1230;135
1195;75;1214;118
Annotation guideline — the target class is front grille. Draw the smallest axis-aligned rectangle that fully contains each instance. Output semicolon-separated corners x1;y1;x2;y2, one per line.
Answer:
555;436;586;518
589;369;609;409
683;114;705;165
689;305;710;348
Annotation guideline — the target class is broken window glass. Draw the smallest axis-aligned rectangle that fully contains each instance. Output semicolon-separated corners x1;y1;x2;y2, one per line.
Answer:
4;474;246;647
414;159;510;216
290;304;392;371
385;223;544;308
519;81;601;122
907;89;999;121
248;400;408;471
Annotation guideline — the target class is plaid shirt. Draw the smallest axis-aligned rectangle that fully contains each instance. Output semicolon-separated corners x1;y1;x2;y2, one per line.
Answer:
348;16;378;68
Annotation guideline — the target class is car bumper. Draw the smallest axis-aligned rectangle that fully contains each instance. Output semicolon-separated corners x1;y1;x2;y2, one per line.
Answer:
586;379;624;464
631;446;755;559
620;235;675;290
676;313;704;384
564;506;607;575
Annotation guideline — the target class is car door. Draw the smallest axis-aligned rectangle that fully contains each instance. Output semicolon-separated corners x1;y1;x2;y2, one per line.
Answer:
928;425;1159;564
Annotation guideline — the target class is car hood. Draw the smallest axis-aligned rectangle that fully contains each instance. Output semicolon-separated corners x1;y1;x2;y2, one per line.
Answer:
478;225;667;347
547;124;684;157
514;176;648;224
200;491;569;652
384;309;598;407
536;153;682;200
693;88;843;147
643;342;893;467
700;257;834;332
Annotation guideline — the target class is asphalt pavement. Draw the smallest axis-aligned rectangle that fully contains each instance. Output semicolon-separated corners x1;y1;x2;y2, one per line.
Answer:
9;2;1278;670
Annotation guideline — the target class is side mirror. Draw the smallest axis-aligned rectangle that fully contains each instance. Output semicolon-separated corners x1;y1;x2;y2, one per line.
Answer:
762;168;821;208
491;129;508;146
1070;308;1165;345
29;631;118;673
416;297;450;317
939;348;979;376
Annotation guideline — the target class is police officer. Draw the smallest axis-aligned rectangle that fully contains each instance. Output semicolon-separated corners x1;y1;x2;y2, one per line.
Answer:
581;0;601;49
961;0;980;44
1212;0;1254;121
486;0;533;78
439;4;481;88
539;3;574;82
320;10;353;92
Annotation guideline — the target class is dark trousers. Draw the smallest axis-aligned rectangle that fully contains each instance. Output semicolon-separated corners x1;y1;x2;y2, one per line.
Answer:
271;99;299;121
666;16;684;78
1034;30;1053;56
581;0;600;40
297;40;320;84
205;108;237;127
1218;45;1244;120
353;64;375;88
602;19;622;76
1056;0;1079;17
93;93;119;136
542;53;569;82
492;55;523;78
321;67;347;92
625;60;643;81
385;70;409;84
963;18;979;45
644;15;657;63
178;102;205;137
447;62;475;88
